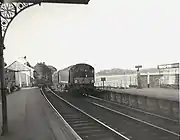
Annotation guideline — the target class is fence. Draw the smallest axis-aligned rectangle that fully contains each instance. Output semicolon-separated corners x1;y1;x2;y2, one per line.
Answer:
95;74;137;88
95;73;179;89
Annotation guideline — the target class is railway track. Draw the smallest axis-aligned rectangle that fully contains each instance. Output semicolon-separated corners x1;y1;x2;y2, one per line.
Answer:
85;95;180;134
51;89;179;140
92;91;179;122
41;87;130;140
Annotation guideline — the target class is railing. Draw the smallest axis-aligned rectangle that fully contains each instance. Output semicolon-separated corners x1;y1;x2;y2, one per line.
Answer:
95;83;180;89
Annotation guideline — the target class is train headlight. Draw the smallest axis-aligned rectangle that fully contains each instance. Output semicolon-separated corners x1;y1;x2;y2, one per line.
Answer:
74;80;78;83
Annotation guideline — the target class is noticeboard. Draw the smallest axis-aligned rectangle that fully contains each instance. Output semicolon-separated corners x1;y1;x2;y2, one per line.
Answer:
135;65;142;69
101;77;106;81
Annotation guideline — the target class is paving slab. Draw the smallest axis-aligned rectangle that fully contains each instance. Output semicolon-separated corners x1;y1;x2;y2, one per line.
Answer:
0;88;74;140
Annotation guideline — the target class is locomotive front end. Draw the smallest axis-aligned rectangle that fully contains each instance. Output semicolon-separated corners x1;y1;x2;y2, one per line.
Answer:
70;64;95;95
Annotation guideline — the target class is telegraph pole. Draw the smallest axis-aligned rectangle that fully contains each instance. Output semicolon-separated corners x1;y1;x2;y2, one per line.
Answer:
0;2;8;135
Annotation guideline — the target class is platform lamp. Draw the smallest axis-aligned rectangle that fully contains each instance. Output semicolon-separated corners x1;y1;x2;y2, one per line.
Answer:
0;23;8;136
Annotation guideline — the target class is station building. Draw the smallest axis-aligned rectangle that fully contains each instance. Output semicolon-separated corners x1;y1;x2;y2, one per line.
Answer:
95;63;179;89
5;59;34;88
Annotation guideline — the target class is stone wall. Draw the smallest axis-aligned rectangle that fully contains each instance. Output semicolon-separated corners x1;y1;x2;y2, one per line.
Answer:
101;91;179;121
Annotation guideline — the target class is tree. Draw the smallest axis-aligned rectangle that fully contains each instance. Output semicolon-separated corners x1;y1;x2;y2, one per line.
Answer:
47;65;57;74
35;62;49;75
33;63;57;86
33;63;50;84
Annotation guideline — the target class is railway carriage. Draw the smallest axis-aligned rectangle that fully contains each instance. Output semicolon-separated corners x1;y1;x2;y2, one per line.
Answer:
52;63;95;95
52;71;59;90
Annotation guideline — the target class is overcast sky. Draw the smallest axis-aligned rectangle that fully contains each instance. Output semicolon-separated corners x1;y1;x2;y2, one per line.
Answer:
4;0;180;72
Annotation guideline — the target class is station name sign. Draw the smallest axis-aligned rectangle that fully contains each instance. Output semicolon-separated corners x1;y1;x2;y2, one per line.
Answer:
157;63;179;69
3;0;90;4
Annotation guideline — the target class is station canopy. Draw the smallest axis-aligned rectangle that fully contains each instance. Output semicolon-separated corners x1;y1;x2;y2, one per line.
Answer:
3;0;90;4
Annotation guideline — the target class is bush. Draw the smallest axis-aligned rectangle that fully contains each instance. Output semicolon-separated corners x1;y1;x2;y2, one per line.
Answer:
129;85;138;88
160;84;179;89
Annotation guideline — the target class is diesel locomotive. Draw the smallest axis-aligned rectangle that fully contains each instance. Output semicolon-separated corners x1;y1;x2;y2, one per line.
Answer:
52;63;95;96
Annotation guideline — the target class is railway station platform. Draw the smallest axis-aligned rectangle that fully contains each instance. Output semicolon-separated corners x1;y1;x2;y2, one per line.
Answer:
0;88;73;140
103;88;179;101
100;87;179;120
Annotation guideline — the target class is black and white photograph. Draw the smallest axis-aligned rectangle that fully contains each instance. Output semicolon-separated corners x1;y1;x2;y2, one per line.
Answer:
0;0;179;140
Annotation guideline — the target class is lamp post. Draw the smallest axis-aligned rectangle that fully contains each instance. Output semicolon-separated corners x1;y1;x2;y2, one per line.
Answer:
135;65;142;89
147;72;150;88
0;5;8;135
157;65;161;88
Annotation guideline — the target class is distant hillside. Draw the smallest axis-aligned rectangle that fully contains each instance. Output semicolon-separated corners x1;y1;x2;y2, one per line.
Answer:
96;68;158;76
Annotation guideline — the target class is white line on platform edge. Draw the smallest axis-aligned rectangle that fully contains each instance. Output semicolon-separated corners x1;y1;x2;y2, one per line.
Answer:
90;102;180;137
88;95;179;123
48;88;130;140
40;88;82;140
